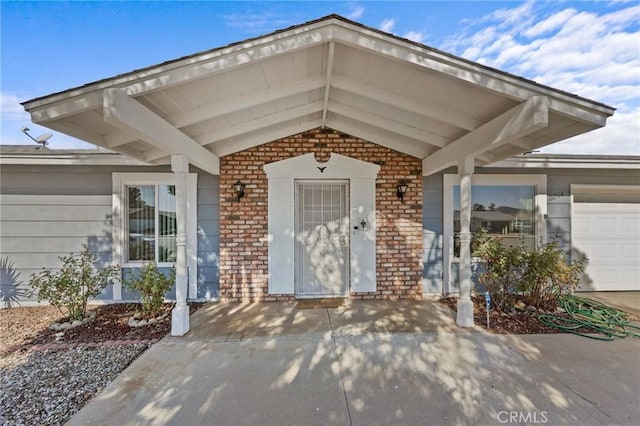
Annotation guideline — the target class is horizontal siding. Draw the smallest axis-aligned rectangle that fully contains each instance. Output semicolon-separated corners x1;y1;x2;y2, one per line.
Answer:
422;173;443;293
0;236;113;254
1;204;112;222
1;165;116;303
1;221;112;238
0;194;112;205
196;174;220;299
1;164;220;304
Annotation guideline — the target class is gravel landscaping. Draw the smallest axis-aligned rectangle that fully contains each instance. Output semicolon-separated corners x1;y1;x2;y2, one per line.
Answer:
1;345;147;426
0;303;203;425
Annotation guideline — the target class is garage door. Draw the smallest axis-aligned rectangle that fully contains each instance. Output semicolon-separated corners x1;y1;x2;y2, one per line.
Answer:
572;185;640;291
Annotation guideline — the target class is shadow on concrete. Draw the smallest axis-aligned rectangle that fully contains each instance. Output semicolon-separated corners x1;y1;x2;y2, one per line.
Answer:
67;299;639;426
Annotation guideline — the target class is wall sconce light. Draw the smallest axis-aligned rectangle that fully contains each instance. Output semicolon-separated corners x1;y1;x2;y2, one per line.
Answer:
396;180;409;202
233;180;245;202
360;218;368;231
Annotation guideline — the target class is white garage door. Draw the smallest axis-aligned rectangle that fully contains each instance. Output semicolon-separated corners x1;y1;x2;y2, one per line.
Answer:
572;185;640;291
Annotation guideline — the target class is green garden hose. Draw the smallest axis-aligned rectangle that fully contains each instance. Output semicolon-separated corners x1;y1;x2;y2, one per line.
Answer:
537;295;640;340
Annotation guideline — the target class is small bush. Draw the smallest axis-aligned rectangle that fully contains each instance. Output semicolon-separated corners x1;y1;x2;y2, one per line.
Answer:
474;230;586;311
29;246;119;321
123;262;175;318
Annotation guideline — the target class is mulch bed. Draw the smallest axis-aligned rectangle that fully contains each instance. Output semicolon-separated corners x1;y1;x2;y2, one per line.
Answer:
440;295;591;334
1;303;203;353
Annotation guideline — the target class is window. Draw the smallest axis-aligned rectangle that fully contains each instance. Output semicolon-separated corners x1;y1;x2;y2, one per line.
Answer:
442;174;547;293
444;174;547;258
127;184;177;263
112;172;198;300
113;172;198;268
452;185;536;256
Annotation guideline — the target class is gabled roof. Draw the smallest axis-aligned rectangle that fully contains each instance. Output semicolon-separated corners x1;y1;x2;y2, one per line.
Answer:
22;14;615;176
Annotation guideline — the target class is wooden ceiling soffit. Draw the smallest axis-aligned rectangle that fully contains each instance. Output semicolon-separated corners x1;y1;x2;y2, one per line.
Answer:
422;96;549;175
103;88;220;175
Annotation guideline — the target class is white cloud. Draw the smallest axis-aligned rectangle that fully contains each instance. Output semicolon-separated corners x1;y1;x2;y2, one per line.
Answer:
442;2;640;155
379;18;395;33
347;5;365;20
523;8;578;38
223;12;294;32
541;107;640;155
0;92;27;124
404;30;426;44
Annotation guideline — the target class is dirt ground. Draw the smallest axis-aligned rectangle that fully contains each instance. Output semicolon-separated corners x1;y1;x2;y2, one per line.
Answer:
0;303;202;353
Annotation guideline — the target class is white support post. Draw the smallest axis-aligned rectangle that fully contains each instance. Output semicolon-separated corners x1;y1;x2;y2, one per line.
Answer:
457;156;475;327
171;154;190;336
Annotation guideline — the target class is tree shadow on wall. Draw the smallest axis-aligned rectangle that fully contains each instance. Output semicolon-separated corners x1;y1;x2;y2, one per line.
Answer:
0;257;27;308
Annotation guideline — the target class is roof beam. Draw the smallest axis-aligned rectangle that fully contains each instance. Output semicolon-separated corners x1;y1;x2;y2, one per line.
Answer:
332;27;611;127
169;76;325;128
103;88;219;175
321;41;335;128
327;116;429;158
122;29;332;97
211;119;323;157
422;96;549;175
144;101;323;161
331;75;479;131
107;76;326;148
198;102;322;147
329;101;448;148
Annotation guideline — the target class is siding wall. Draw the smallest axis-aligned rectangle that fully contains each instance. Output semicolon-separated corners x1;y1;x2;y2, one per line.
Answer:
0;163;219;305
424;166;640;294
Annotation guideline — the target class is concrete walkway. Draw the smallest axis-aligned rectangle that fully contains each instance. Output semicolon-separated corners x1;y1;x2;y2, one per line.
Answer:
69;300;640;426
580;291;640;316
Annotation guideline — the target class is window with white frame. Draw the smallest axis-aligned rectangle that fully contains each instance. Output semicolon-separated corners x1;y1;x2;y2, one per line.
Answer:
444;174;547;260
113;173;198;268
127;184;177;263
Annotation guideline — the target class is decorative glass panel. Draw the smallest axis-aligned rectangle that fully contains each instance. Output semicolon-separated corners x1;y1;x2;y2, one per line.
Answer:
127;186;155;261
453;185;535;257
158;185;177;262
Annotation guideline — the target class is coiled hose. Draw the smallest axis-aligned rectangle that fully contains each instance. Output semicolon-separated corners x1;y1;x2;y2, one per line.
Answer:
538;295;640;341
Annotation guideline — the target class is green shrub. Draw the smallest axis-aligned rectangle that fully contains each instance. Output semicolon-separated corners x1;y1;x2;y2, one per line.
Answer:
473;230;524;311
474;230;586;311
123;262;175;318
29;246;119;321
517;240;586;310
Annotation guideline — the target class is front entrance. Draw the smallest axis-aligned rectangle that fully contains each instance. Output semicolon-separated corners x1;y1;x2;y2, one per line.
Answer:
295;180;350;298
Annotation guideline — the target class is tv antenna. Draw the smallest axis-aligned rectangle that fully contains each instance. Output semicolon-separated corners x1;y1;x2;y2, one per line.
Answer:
21;127;52;149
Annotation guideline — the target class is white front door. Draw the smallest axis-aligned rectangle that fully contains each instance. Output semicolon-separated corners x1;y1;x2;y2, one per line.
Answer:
295;181;349;297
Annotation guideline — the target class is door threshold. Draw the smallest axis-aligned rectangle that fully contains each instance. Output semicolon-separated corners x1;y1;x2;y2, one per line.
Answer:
295;298;345;309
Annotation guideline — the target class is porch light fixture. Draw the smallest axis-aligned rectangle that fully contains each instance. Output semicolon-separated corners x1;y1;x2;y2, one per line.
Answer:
233;180;245;202
396;180;409;202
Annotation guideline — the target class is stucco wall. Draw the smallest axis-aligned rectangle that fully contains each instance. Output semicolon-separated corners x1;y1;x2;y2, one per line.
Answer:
219;127;424;302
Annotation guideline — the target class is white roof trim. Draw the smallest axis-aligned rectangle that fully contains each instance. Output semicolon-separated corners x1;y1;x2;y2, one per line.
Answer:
0;152;151;166
489;155;640;169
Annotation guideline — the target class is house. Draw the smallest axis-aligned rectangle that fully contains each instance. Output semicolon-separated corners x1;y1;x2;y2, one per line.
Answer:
2;15;638;336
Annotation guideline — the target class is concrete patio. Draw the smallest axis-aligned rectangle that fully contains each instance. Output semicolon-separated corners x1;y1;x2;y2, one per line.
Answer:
69;300;640;426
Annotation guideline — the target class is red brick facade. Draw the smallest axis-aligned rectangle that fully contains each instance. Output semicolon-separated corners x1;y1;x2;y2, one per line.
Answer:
219;128;423;302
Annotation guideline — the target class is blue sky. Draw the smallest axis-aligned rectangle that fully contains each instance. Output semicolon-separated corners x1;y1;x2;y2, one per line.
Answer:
2;0;639;155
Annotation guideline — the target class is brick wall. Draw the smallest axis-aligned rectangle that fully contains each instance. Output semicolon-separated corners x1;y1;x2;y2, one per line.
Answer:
219;128;423;302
